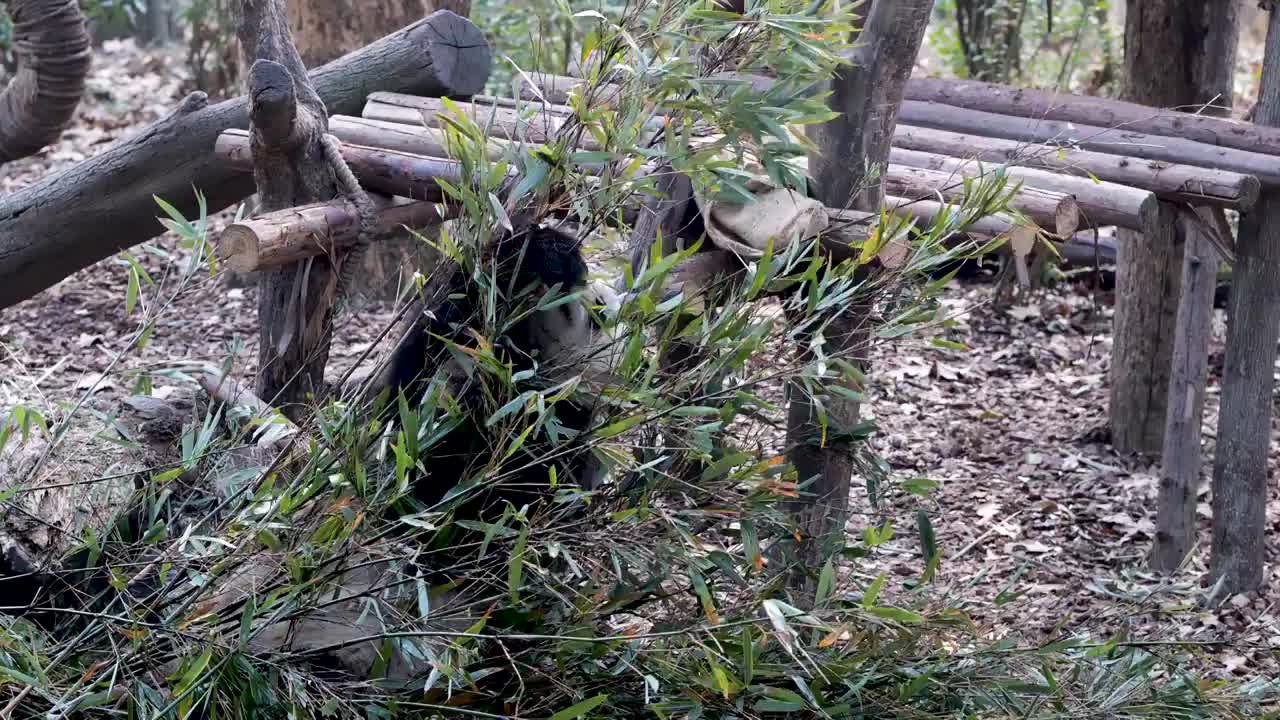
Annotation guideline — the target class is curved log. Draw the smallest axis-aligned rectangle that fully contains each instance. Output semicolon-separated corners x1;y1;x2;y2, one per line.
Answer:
0;0;91;165
0;9;491;311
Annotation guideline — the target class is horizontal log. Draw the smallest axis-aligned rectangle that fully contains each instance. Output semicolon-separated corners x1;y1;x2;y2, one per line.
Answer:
889;147;1156;230
216;129;463;201
892;124;1259;210
329;115;508;160
217;198;454;272
883;194;1023;237
493;72;1265;204
899;100;1280;187
883;164;1081;236
906;76;1280;158
363;93;597;149
0;9;491;310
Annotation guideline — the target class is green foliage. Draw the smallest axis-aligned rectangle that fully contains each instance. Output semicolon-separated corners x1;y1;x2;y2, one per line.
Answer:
928;0;1118;92
0;2;1273;718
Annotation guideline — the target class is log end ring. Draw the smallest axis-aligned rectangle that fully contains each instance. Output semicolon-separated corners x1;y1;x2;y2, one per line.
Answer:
219;225;262;273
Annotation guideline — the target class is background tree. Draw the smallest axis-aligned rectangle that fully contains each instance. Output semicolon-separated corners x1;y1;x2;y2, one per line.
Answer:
1110;0;1238;456
1211;2;1280;597
788;0;935;592
286;0;470;68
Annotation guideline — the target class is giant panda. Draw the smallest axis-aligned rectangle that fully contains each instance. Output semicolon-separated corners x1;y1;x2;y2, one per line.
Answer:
372;222;618;518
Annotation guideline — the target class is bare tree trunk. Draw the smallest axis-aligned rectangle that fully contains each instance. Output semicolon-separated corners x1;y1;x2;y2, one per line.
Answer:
1111;0;1237;455
146;0;172;46
273;0;470;301
1149;7;1239;573
1209;6;1280;597
786;0;934;596
236;0;348;419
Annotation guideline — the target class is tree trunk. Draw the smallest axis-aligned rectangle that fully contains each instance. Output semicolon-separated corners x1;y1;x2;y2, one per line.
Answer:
1111;0;1237;455
952;0;1023;83
0;10;491;311
287;0;429;67
146;0;172;46
1150;210;1218;573
278;0;470;301
1149;6;1239;573
787;0;934;597
238;1;347;419
0;0;91;166
1209;7;1280;596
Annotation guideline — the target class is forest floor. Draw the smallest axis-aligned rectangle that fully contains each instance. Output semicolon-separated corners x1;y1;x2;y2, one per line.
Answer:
2;39;1279;684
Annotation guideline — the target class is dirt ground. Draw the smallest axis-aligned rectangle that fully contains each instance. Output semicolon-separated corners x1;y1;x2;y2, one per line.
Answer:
2;37;1279;684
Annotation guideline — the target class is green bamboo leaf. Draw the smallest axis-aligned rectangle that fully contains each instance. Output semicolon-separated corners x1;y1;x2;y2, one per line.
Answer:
508;524;528;604
549;694;608;720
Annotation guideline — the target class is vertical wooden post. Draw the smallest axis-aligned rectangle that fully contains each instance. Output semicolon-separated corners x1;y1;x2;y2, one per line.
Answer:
1210;4;1280;595
1148;5;1239;573
786;0;934;594
237;0;341;420
1111;0;1239;455
1151;211;1220;572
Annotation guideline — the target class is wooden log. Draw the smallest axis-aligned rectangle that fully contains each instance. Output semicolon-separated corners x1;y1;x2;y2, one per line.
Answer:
218;198;454;272
882;164;1081;236
882;194;1023;237
1152;213;1218;573
905;76;1280;158
898;100;1280;187
216;129;463;201
892;124;1259;210
0;9;492;310
198;371;300;450
363;93;596;148
329;115;507;160
889;147;1156;231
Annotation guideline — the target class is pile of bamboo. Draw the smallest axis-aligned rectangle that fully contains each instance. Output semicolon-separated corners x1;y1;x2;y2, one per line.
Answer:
211;72;1277;273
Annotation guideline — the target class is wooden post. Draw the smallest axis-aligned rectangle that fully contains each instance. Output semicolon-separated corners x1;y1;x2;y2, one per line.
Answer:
1149;5;1240;573
1209;6;1280;596
237;0;343;420
1110;0;1239;455
787;0;935;596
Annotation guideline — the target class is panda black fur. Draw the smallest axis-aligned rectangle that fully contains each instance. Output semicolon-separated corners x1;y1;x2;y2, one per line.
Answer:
376;224;611;516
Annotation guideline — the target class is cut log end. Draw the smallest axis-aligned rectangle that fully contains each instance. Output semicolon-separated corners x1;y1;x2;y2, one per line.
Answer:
418;9;493;98
1055;196;1082;237
248;59;299;147
219;224;262;273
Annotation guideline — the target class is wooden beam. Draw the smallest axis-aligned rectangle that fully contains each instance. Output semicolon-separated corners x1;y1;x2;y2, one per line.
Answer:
893;124;1259;210
883;164;1081;236
899;99;1280;187
217;198;454;272
889;147;1156;231
216;129;461;201
905;76;1280;158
